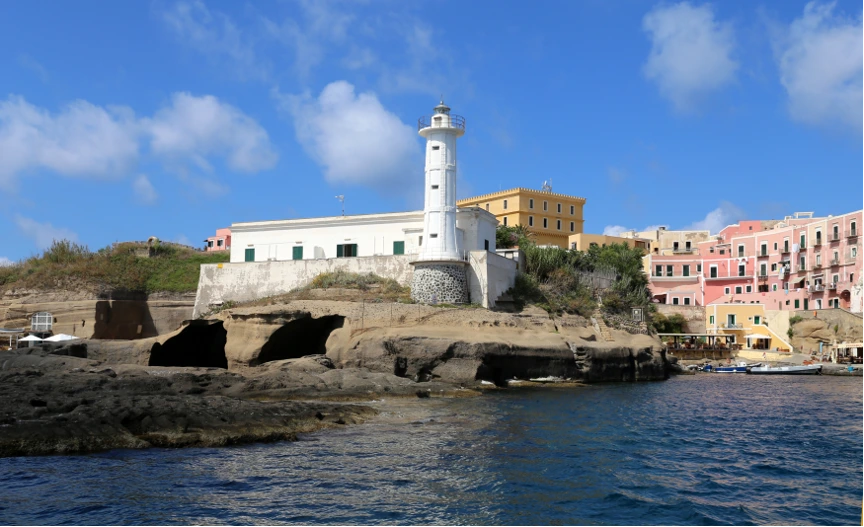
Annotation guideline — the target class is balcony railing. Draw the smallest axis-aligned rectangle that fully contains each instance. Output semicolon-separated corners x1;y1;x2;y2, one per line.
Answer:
758;250;769;257
757;273;770;280
798;266;807;272
813;262;823;269
781;246;790;254
809;284;825;292
829;233;841;242
827;282;837;290
418;114;466;131
847;229;858;238
722;323;744;330
812;239;822;247
672;248;694;254
830;258;840;266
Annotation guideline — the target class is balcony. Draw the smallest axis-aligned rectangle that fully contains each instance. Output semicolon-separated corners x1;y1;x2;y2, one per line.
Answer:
704;274;743;280
757;250;770;257
652;274;698;281
829;233;841;242
418;114;466;131
672;248;695;254
757;273;770;280
847;229;858;238
809;284;825;293
813;262;823;270
827;282;837;290
781;246;790;254
798;266;807;272
722;323;744;330
830;258;840;266
811;239;822;247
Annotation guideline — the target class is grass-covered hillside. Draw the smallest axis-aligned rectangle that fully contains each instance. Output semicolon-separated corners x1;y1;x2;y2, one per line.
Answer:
0;240;229;295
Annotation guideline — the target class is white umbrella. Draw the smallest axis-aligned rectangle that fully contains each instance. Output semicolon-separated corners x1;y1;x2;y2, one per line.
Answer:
43;334;79;342
19;335;43;342
747;335;771;340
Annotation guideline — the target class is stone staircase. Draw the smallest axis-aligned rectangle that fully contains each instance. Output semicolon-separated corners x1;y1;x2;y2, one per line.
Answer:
493;293;517;312
590;313;614;342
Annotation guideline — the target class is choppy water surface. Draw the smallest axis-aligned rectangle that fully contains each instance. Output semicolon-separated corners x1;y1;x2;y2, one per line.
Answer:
1;375;861;525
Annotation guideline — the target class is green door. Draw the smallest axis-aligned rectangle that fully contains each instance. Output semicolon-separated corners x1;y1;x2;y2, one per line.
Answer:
292;246;303;260
244;248;255;262
393;241;405;255
803;299;809;310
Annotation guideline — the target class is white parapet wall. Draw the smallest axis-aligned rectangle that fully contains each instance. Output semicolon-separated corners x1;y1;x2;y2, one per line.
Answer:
467;250;518;308
193;255;415;318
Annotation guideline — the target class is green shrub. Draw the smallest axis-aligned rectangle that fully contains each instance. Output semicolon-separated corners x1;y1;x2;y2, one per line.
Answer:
789;315;803;325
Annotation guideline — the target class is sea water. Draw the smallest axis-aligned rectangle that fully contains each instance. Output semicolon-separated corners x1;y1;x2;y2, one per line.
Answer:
0;375;861;525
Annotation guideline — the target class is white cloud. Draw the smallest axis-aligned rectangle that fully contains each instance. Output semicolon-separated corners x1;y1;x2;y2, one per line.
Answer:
643;2;738;111
163;0;266;80
772;1;863;131
278;81;419;188
144;92;278;173
183;175;229;197
0;257;14;267
602;224;669;236
684;201;745;234
133;174;158;205
14;215;78;250
0;95;139;188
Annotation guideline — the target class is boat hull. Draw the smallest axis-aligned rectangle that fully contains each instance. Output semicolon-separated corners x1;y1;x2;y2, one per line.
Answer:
747;365;822;375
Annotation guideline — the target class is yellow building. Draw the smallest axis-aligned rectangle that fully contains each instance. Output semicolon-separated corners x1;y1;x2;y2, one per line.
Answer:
567;233;649;252
457;188;586;248
705;303;792;352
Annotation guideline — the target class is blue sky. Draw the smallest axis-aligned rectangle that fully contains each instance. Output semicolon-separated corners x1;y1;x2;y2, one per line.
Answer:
1;0;861;264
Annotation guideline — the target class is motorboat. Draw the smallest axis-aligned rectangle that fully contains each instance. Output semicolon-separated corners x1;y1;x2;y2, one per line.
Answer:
711;361;760;373
747;364;822;375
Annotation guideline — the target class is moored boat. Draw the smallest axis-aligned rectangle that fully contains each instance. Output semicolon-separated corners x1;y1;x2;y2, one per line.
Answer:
712;361;760;373
747;364;822;375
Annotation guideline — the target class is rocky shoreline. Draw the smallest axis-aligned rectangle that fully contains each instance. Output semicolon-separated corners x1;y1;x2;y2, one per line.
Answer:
0;300;673;458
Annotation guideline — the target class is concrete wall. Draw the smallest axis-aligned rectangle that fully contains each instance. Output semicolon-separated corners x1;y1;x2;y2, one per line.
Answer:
764;309;791;343
193;255;415;318
467;251;518;308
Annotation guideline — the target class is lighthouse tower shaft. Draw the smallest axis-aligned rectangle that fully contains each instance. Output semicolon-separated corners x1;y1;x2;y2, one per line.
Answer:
417;103;465;262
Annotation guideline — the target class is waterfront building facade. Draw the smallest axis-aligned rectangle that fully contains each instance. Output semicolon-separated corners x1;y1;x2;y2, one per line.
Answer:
646;210;863;313
619;226;711;255
568;233;650;252
705;303;793;351
205;228;231;252
457;188;586;248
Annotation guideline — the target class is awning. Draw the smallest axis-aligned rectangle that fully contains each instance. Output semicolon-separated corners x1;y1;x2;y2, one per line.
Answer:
43;334;79;342
19;335;43;342
746;335;771;340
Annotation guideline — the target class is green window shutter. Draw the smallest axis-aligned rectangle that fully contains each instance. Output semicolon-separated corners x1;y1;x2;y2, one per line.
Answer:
683;265;690;277
709;316;714;324
336;244;344;258
803;299;808;310
393;241;405;255
292;246;303;260
754;316;761;325
350;244;358;257
244;248;255;262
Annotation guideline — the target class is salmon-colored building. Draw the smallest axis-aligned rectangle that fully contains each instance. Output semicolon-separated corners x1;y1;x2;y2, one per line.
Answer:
205;228;231;252
646;211;863;313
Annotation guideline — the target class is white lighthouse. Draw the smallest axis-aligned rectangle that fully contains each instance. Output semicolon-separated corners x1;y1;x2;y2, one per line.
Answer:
411;100;470;304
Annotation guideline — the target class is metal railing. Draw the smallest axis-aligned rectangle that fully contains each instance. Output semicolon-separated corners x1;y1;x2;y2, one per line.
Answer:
847;229;858;238
827;282;837;290
758;250;769;257
418;114;466;131
812;239;822;247
781;246;790;253
813;262;822;269
829;233;841;242
830;258;840;266
810;284;825;292
723;323;744;329
757;273;770;279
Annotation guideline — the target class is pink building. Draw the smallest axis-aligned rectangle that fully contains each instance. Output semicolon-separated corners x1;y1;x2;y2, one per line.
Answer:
205;228;231;252
646;211;863;313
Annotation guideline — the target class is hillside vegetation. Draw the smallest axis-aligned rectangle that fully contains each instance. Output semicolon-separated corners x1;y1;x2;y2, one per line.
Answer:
0;240;229;295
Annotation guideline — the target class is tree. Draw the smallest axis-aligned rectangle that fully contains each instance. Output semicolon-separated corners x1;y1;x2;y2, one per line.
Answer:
496;224;532;249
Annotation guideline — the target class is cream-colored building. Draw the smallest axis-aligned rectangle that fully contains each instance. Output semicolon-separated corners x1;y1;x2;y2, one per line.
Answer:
620;227;711;255
457;188;586;248
567;233;649;252
706;303;793;352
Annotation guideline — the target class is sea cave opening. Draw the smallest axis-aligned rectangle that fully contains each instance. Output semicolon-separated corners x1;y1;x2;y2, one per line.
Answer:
253;315;345;366
148;320;228;369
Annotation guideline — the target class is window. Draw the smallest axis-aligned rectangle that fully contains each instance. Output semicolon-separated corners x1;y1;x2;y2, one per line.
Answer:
697;264;702;273
655;265;662;277
485;204;490;212
528;216;534;227
754;315;761;325
683;297;691;305
431;185;439;189
393;241;405;255
727;314;736;327
760;263;767;276
432;145;439;150
503;199;508;210
683;265;690;277
851;273;855;282
543;218;548;228
771;263;777;271
529;199;534;209
710;266;718;278
794;299;800;309
709;247;715;253
672;297;679;305
292;246;303;260
783;239;790;252
685;241;691;251
832;274;839;284
571;242;577;250
735;286;743;294
557;203;562;213
673;242;679;251
484;240;489;251
852;247;858;259
207;240;214;248
738;245;745;257
666;265;673;277
570;205;575;215
760;243;767;256
833;251;839;263
217;239;223;247
503;217;508;226
804;298;809;310
745;285;752;293
738;264;746;277
719;249;725;255
724;287;730;294
852;221;858;235
774;242;778;250
709;315;715;324
244;248;255;262
833;225;839;238
570;222;574;232
430;234;438;238
816;229;822;243
556;220;561;230
800;234;805;247
543;201;548;211
800;256;806;269
419;235;423;246
336;244;358;257
772;284;777;291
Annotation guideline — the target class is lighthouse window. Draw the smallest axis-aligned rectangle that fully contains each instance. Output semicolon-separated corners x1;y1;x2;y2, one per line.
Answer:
528;216;534;227
557;203;561;213
431;185;439;189
543;201;548;211
432;146;440;150
529;199;534;209
570;205;575;215
430;234;438;238
503;199;508;210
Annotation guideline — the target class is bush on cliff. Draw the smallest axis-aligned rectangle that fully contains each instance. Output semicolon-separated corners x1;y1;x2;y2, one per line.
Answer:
650;312;687;334
0;239;228;295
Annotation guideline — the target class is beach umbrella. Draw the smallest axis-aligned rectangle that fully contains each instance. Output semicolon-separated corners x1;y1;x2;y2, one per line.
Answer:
19;335;43;342
43;334;79;342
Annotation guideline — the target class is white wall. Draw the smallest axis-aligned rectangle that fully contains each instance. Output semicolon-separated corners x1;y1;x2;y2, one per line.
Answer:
467;250;518;308
193;255;416;318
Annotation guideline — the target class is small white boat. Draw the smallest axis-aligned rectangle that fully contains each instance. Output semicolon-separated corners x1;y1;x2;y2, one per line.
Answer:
747;364;822;375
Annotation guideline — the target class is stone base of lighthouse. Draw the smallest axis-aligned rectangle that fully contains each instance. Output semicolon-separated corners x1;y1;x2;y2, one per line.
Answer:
410;262;469;304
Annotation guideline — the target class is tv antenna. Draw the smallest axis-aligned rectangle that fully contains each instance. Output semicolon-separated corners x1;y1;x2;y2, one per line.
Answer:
335;195;345;216
541;179;552;192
